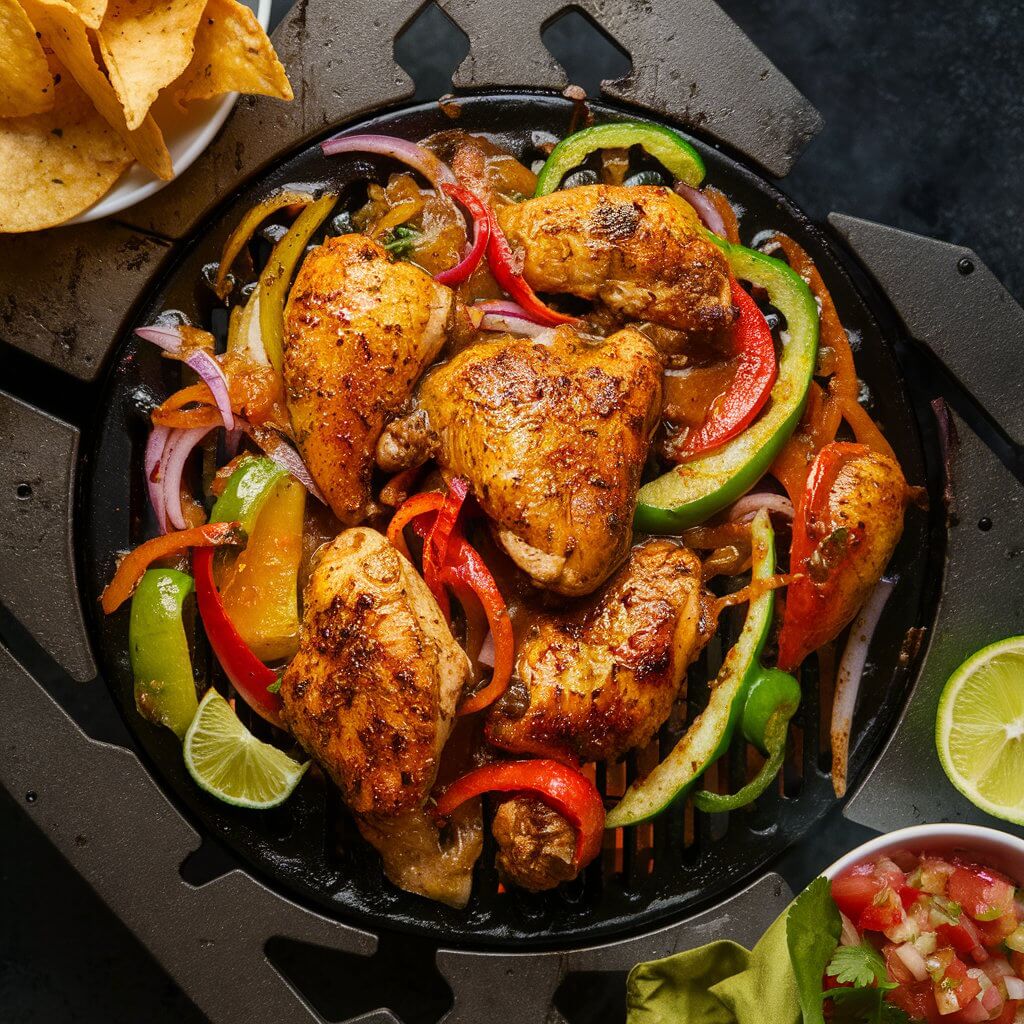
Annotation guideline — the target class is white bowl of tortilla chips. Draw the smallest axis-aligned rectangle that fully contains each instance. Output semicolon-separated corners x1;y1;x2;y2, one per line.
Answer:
0;0;291;232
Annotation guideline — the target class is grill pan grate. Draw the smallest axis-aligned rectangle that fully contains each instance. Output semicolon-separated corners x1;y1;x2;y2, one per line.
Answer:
79;93;939;949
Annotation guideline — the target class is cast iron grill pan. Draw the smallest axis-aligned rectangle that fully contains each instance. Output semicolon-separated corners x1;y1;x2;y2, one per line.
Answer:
79;94;936;949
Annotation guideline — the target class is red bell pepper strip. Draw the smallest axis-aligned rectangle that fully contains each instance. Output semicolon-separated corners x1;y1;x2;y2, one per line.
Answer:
434;759;605;868
484;204;579;327
443;535;514;715
101;521;245;614
421;477;469;620
385;490;445;560
193;546;283;727
777;442;869;670
434;184;492;286
676;279;777;458
391;482;515;713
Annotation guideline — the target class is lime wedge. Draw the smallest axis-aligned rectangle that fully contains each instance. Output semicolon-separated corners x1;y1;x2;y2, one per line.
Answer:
184;689;308;809
936;636;1024;824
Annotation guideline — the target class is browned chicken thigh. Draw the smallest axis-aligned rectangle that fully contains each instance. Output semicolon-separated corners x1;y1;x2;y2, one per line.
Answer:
407;326;663;596
279;527;471;816
486;538;710;764
279;527;481;906
497;185;734;342
283;234;451;525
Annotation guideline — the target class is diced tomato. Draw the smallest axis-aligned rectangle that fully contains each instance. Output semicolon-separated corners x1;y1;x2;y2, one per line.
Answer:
949;865;1016;923
833;864;888;919
901;883;924;910
919;857;957;896
976;910;1019;947
887;981;943;1024
989;999;1019;1024
859;887;905;932
1011;950;1024;977
884;943;918;985
938;918;990;962
937;957;982;1012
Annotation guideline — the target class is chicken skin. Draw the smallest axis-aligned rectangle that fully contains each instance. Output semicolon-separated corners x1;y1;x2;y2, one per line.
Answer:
279;527;471;817
486;538;709;764
497;185;733;341
283;234;451;525
410;326;663;596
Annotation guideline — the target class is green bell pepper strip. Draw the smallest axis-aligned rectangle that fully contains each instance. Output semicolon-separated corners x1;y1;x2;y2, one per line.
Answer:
211;455;287;535
692;669;801;813
634;240;819;534
534;121;705;196
129;569;198;740
605;510;782;827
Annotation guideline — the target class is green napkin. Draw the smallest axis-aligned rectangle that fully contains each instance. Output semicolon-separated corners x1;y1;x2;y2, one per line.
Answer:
626;910;801;1024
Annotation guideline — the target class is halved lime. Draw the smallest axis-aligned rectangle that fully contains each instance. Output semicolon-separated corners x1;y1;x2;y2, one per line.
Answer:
184;690;308;809
936;636;1024;824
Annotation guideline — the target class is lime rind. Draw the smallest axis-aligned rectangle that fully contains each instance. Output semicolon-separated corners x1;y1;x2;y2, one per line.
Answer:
936;636;1024;825
184;689;308;810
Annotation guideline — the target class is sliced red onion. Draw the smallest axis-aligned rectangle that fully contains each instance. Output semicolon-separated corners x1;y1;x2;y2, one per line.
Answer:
184;349;234;432
674;182;728;238
135;324;183;354
957;997;989;1024
248;427;326;504
162;425;216;531
831;578;895;797
478;631;495;669
894;942;929;982
145;425;170;534
727;492;795;523
476;300;552;338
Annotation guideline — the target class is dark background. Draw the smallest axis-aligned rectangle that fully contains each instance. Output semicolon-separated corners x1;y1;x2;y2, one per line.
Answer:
3;1;1024;1021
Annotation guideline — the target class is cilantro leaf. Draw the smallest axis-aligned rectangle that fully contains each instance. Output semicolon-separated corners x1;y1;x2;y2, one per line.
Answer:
826;986;911;1024
267;675;282;695
826;942;896;990
382;224;421;257
787;876;842;1024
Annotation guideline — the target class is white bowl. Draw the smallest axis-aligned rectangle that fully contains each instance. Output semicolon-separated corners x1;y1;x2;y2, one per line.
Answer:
822;823;1024;883
66;0;271;226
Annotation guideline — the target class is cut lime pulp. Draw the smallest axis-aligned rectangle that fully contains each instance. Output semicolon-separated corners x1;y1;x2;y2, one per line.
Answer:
184;689;308;809
936;636;1024;824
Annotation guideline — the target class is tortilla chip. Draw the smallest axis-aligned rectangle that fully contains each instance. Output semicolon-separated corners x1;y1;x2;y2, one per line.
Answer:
0;59;132;232
64;0;105;27
0;0;55;116
174;0;291;107
97;0;207;131
20;0;173;179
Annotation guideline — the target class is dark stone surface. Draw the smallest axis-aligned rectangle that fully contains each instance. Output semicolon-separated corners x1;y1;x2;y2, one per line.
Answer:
3;1;1023;1021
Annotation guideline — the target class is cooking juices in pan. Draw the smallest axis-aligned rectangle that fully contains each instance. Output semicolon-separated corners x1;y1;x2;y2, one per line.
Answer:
82;95;934;945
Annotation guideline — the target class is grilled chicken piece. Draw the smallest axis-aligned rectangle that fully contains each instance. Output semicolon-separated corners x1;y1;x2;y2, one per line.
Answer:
279;527;471;817
497;185;734;342
356;804;483;909
491;796;577;893
412;326;663;596
283;234;451;525
487;538;709;764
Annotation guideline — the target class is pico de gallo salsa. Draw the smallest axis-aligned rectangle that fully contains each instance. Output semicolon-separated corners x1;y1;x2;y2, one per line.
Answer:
828;851;1024;1022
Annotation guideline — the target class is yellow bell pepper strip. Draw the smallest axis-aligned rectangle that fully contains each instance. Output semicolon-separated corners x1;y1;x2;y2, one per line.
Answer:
605;510;782;827
259;192;338;373
214;189;315;300
634;240;819;534
534;120;705;196
192;456;298;726
220;476;306;662
129;569;198;740
101;521;245;614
